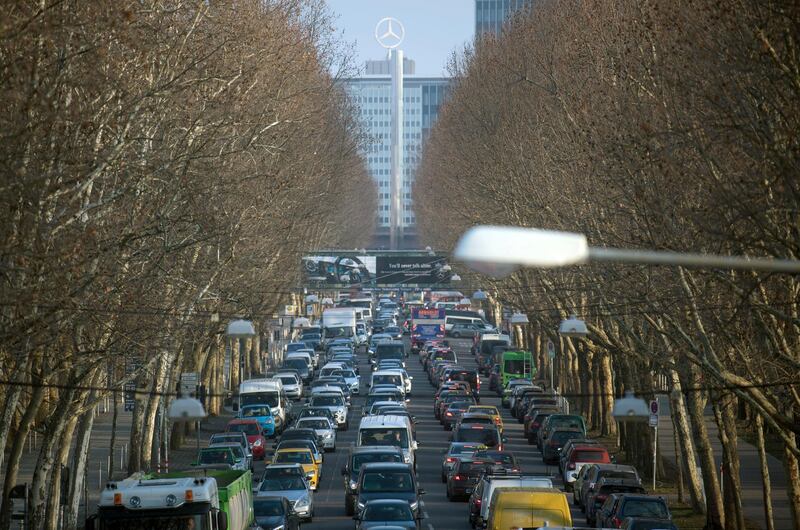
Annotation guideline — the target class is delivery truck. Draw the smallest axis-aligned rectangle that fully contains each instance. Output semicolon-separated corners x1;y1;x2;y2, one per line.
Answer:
321;307;357;344
87;469;253;530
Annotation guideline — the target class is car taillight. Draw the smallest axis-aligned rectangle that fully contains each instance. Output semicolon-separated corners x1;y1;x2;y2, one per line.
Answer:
612;517;621;527
568;463;575;470
453;475;463;481
446;457;455;463
475;499;481;505
446;411;453;417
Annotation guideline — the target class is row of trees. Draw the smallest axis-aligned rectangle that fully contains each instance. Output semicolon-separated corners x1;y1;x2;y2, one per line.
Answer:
0;1;375;528
415;1;799;529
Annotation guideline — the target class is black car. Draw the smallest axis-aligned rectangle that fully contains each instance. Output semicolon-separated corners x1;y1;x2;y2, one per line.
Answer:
444;369;480;401
275;428;323;449
253;497;301;530
355;463;424;516
445;458;492;500
342;446;405;514
597;494;672;528
281;358;311;383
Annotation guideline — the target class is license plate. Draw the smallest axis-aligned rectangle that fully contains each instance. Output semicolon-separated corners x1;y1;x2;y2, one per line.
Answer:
465;488;472;494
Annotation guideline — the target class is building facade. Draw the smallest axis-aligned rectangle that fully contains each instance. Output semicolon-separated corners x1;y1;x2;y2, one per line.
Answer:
475;0;534;35
343;62;449;245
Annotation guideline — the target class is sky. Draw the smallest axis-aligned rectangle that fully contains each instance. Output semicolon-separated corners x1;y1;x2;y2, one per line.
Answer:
324;0;475;77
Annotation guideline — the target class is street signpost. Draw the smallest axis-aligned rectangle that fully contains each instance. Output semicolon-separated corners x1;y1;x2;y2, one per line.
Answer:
547;340;555;390
650;399;659;489
180;372;199;397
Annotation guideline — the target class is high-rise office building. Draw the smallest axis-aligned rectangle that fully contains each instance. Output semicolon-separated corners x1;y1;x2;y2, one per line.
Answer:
343;57;449;246
475;0;534;35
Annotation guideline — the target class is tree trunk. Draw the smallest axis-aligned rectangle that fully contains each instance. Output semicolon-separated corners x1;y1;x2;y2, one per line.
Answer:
127;374;148;474
712;393;744;530
685;378;724;530
783;429;800;530
140;353;170;472
669;368;705;512
0;384;45;530
64;407;95;529
599;352;617;437
755;414;775;530
108;389;118;478
44;414;78;529
0;384;22;491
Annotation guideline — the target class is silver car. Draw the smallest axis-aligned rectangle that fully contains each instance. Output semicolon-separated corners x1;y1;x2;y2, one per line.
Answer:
309;393;349;430
333;368;361;395
257;464;314;521
274;372;303;399
295;416;337;452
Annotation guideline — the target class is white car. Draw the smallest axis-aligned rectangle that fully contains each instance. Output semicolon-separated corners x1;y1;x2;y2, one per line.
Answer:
273;372;303;399
332;368;360;395
295;416;337;452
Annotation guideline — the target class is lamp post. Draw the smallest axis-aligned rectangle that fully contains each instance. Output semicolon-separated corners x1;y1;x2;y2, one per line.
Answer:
510;312;530;378
453;225;800;275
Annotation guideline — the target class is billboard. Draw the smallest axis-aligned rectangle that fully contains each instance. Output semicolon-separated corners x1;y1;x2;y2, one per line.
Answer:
303;251;451;287
411;308;445;341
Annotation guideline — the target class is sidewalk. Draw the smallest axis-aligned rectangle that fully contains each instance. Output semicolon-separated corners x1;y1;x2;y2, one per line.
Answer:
656;396;791;529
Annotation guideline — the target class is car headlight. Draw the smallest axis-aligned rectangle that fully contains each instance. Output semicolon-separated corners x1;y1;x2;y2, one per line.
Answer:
272;525;285;530
324;431;334;438
349;479;358;490
357;501;365;511
265;417;274;423
253;439;262;447
409;500;419;511
295;496;310;508
403;454;411;463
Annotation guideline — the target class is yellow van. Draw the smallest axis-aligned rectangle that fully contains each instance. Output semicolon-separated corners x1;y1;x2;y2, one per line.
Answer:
486;487;572;530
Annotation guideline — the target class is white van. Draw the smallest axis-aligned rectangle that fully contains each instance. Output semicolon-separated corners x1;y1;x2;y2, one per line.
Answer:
444;315;485;332
477;475;554;525
369;370;405;395
238;379;286;431
357;415;417;468
375;368;412;396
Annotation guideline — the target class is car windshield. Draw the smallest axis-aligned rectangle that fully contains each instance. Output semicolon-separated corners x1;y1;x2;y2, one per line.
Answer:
210;435;242;446
450;444;479;455
456;427;499;445
602;470;638;480
240;393;279;408
263;467;303;478
363;503;414;521
284;358;308;370
254;499;285;517
359;428;409;448
277;376;297;385
214;445;243;458
575;450;608;462
474;451;514;464
551;431;582;444
311;396;343;406
242;406;271;418
352;453;403;472
340;370;356;377
298;419;330;430
274;451;312;464
623;499;669;518
198;449;233;465
361;471;414;492
259;477;306;491
227;423;259;435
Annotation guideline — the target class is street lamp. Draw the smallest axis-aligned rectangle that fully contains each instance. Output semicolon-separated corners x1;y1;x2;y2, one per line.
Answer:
454;225;800;275
559;315;588;338
471;289;488;301
451;274;461;282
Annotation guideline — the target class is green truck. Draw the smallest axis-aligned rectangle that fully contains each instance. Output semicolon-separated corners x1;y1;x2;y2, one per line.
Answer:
500;350;535;387
87;469;253;530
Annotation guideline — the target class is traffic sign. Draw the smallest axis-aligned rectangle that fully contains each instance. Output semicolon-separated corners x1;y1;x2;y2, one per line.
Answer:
649;399;659;415
547;340;556;359
123;382;136;412
180;372;199;397
649;413;658;427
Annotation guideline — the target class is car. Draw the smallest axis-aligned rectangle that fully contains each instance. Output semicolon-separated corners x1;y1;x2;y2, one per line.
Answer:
275;428;324;454
485;487;572;529
253;496;302;530
541;428;585;464
470;449;519;473
445;458;492;501
353;499;422;529
294;416;337;451
467;405;503;432
194;446;245;470
295;406;337;426
256;463;314;521
365;390;405;410
596;494;671;528
577;463;641;512
524;408;561;442
586;477;647;524
452;423;505;450
454;412;496;432
273;439;323;466
286;342;310;354
342;446;405;515
563;445;611;490
384;326;403;340
354;463;424;516
225;418;268;459
273;372;303;399
238;404;276;437
442;401;475;430
441;442;483;482
272;447;321;490
434;391;471;419
332;367;361;394
209;432;251;462
538;414;588;449
308;392;349;430
207;442;252;470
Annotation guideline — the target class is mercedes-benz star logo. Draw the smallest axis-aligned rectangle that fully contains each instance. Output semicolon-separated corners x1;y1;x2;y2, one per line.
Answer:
375;17;405;49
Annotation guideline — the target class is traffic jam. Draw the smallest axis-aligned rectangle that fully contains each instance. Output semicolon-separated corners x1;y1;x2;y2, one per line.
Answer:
88;292;675;530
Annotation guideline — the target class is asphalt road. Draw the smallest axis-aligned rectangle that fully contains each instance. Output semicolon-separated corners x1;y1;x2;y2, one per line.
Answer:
301;337;583;530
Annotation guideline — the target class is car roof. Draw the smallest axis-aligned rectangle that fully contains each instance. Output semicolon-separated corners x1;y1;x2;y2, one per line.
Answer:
296;416;330;423
265;463;304;470
364;499;412;506
351;445;404;455
360;462;412;471
276;447;311;453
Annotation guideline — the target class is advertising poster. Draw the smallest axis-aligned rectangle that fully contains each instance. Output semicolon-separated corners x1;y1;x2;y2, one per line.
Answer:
411;308;446;340
302;255;376;285
375;256;452;285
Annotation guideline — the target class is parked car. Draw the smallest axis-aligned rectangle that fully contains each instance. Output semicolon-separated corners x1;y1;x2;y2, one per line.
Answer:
620;516;679;530
586;477;647;525
596;494;671;528
353;498;421;530
541;428;584;464
577;463;641;512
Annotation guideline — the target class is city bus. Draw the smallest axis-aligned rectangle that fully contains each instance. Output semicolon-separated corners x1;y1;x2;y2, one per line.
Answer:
500;350;535;387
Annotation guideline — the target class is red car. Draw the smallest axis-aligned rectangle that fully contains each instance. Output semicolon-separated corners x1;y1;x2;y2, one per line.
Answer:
225;419;267;459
